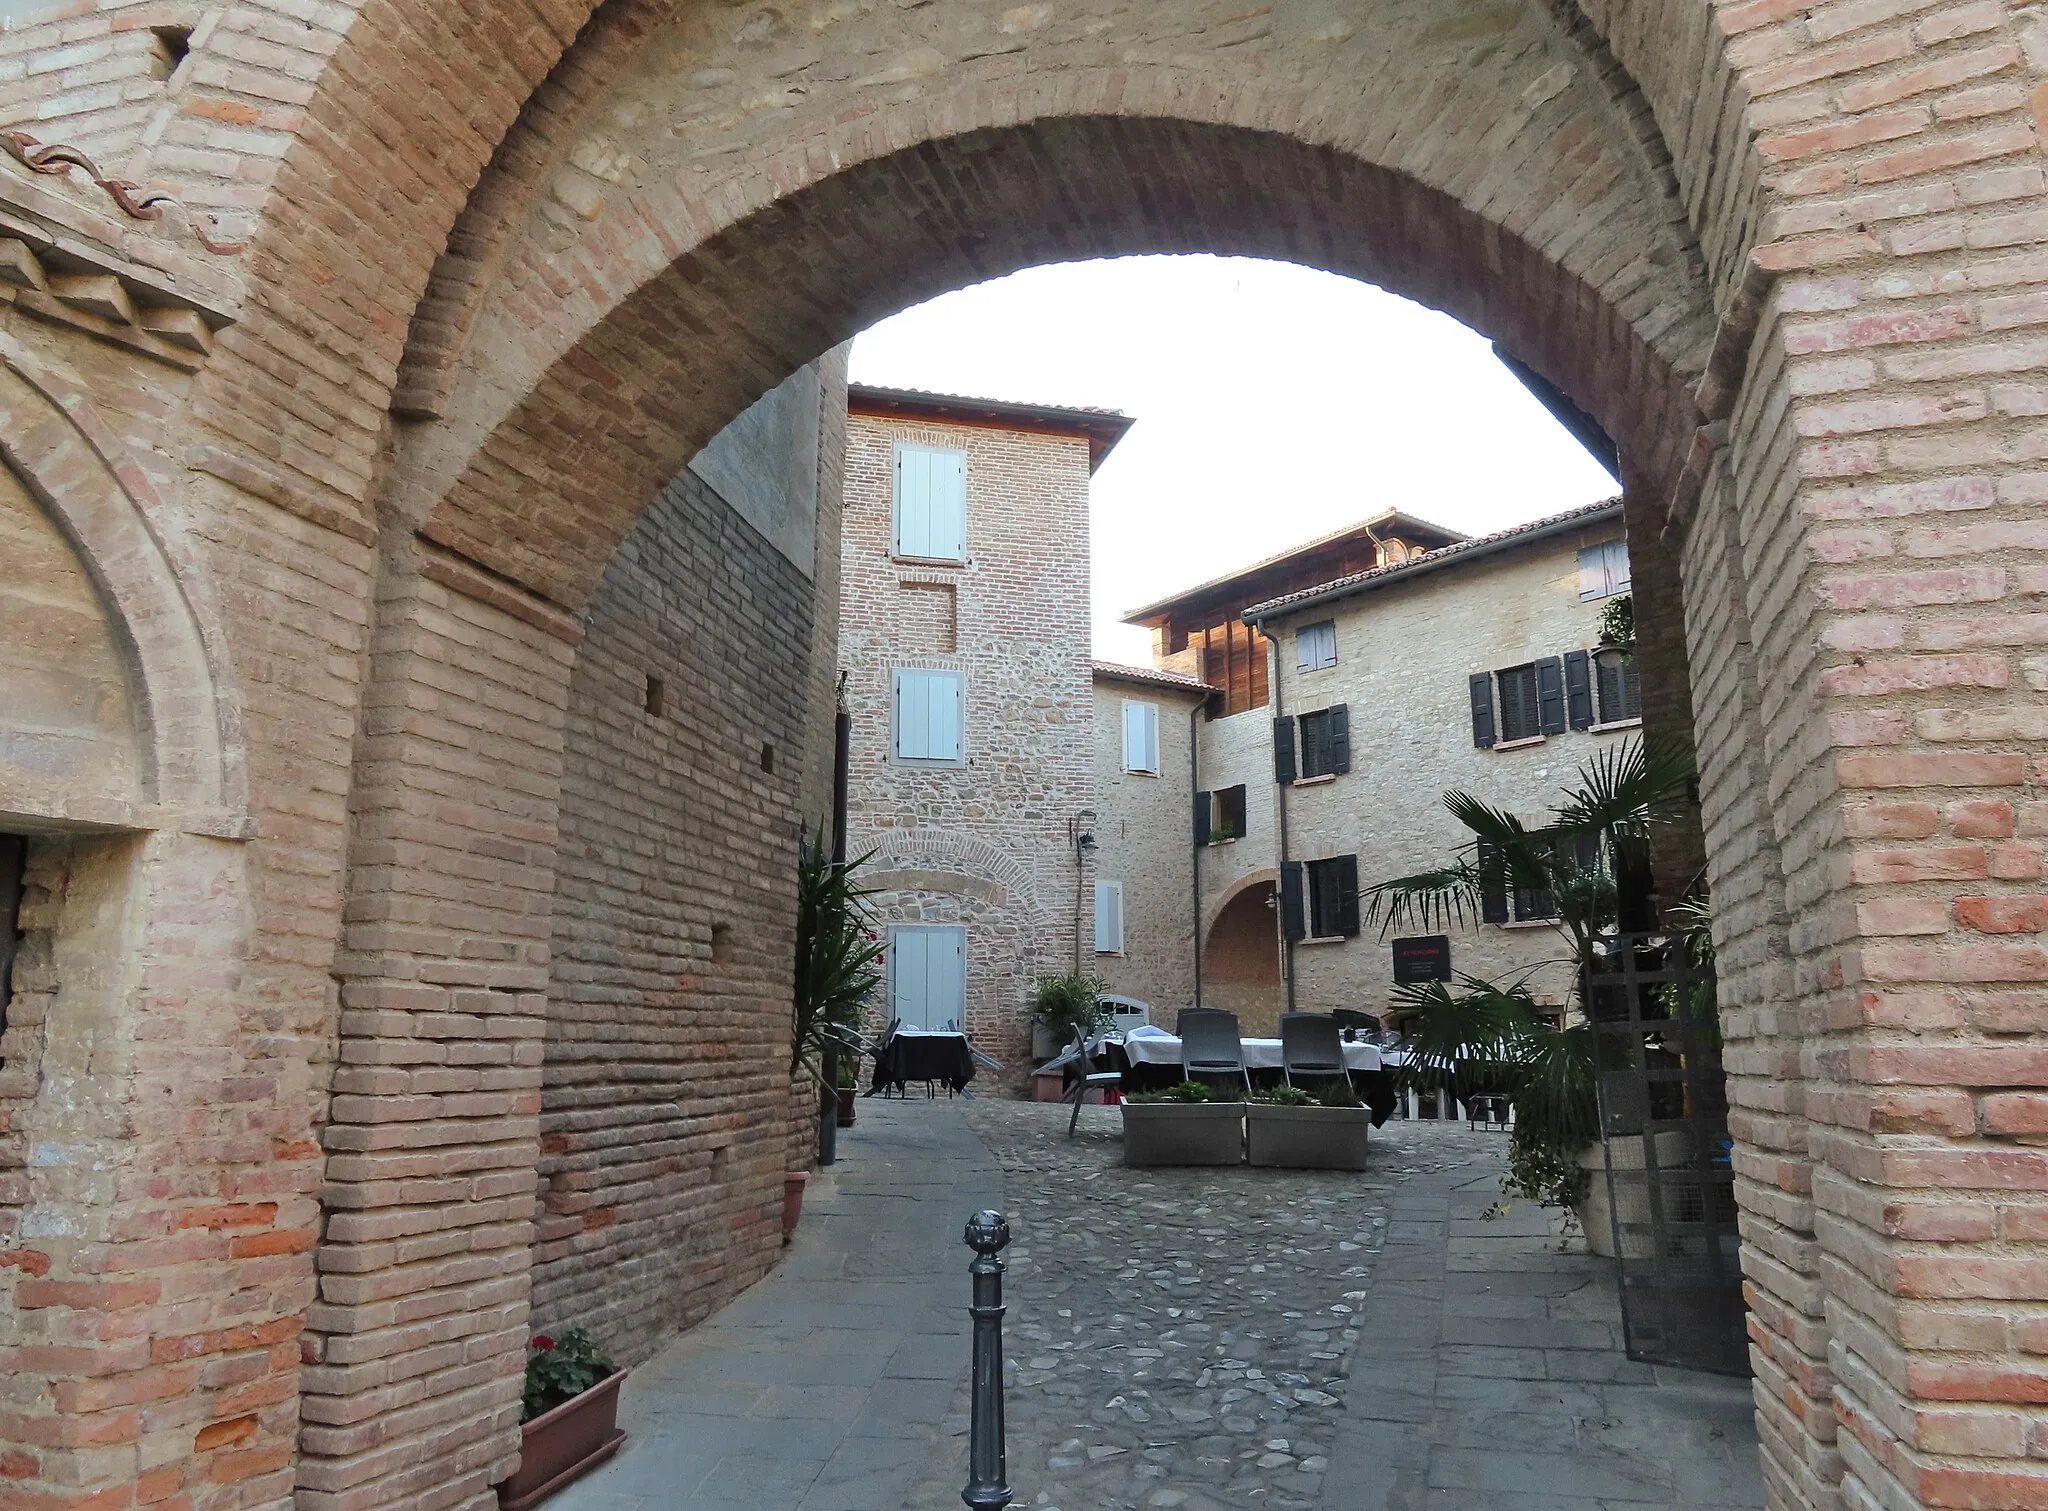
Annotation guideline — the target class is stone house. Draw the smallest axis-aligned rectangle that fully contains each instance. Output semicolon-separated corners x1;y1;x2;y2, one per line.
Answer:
838;385;1130;1071
1088;662;1215;1017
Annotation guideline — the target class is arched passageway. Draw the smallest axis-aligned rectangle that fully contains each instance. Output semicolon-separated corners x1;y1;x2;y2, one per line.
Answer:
1202;880;1284;1038
0;1;2036;1510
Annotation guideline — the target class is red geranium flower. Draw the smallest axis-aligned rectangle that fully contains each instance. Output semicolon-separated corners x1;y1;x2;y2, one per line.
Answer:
531;1335;555;1351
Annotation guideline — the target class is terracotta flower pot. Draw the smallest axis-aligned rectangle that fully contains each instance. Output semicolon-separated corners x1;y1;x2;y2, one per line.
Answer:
497;1369;627;1511
782;1171;809;1243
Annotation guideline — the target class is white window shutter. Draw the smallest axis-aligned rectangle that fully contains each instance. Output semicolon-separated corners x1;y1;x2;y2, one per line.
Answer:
891;928;925;1027
935;928;965;1029
1606;539;1632;595
937;449;966;560
894;444;966;560
935;671;963;761
1145;703;1160;772
1123;700;1160;773
1094;882;1124;953
895;669;963;761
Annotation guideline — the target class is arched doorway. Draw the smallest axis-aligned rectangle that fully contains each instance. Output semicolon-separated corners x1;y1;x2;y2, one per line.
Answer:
1201;879;1283;1038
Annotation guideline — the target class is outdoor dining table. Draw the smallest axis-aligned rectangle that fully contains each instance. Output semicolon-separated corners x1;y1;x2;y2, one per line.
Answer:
867;1028;975;1096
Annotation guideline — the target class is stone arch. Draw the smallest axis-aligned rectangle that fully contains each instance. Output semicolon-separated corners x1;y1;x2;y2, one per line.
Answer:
863;828;1046;927
1202;875;1282;1038
1203;867;1281;944
0;335;246;836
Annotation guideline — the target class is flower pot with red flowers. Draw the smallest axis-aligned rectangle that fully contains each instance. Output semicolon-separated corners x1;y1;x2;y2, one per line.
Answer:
497;1329;626;1511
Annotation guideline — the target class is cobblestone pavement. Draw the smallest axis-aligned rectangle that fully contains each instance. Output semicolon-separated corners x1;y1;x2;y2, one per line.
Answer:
556;1097;1761;1511
907;1099;1762;1511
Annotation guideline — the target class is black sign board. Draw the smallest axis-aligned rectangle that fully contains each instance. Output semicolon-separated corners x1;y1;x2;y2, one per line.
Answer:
1391;934;1452;984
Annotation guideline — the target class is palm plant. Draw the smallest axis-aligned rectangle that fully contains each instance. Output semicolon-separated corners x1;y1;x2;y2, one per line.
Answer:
1364;737;1698;1213
791;828;886;1084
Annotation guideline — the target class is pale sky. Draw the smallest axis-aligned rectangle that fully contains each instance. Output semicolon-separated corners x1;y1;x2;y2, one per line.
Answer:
847;255;1619;666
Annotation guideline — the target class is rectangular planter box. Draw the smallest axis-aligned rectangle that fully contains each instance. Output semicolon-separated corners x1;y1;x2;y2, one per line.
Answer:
1122;1101;1244;1166
1245;1104;1370;1170
498;1369;627;1511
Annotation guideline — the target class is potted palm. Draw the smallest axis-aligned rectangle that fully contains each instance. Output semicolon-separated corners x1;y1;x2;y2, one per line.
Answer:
790;829;885;1236
1030;971;1105;1064
1245;1082;1370;1170
498;1328;626;1510
1121;1080;1245;1166
1364;736;1702;1243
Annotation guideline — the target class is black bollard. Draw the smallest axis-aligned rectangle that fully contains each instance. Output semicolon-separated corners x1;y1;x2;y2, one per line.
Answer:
962;1210;1013;1510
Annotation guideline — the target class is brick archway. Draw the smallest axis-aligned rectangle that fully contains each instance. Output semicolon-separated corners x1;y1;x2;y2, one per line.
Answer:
0;0;2036;1506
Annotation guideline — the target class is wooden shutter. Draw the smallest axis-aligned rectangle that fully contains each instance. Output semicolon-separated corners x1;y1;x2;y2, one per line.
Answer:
1193;790;1212;845
1535;657;1566;735
1095;882;1124;953
894;445;966;560
1279;861;1306;943
1476;839;1510;925
895;670;962;761
1605;539;1631;595
1328;704;1350;774
1564;650;1593;730
1272;716;1297;784
1468;673;1496;749
891;927;928;1027
1335;853;1360;938
1223;784;1247;838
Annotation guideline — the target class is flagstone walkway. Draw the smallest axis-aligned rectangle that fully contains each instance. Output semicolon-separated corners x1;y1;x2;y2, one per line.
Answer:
549;1098;1762;1511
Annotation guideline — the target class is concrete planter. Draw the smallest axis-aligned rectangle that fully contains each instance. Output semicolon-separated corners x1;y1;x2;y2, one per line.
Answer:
498;1370;627;1511
1121;1102;1244;1167
1573;1132;1692;1258
1245;1103;1371;1170
1031;1021;1060;1063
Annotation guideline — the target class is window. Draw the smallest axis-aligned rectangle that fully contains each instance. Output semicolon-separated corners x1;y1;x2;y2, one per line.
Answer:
1296;620;1336;672
1094;881;1124;954
1122;699;1160;774
1281;855;1359;941
1596;649;1641;723
1196;784;1247;844
1479;833;1599;925
1279;704;1349;782
893;668;964;763
889;924;966;1029
1496;665;1541;742
892;443;967;561
1578;538;1631;601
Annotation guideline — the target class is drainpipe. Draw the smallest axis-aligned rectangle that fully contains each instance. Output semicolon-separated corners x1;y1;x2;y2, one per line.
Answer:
1259;617;1297;1015
1189;700;1203;1010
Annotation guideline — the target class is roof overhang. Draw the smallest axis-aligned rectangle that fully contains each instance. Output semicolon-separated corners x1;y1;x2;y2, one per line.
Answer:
847;383;1134;471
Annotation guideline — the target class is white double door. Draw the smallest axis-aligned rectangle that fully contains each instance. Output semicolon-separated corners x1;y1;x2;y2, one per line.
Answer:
889;925;966;1031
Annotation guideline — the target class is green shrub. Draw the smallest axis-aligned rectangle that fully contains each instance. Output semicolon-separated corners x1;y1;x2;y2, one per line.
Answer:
1032;972;1106;1047
522;1327;616;1422
1128;1080;1216;1104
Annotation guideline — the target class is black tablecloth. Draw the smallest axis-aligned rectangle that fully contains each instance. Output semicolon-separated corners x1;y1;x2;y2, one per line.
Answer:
868;1033;975;1094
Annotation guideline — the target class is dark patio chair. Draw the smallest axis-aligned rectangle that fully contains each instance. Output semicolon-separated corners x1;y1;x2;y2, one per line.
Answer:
1064;1028;1122;1136
1176;1008;1250;1095
1332;1009;1379;1042
1279;1012;1350;1092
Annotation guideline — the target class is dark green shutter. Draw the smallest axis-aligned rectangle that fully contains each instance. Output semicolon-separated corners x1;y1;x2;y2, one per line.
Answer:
1226;784;1247;838
1328;704;1350;774
1335;853;1360;937
1194;790;1212;846
1477;838;1509;924
1564;650;1593;729
1273;716;1297;784
1536;656;1566;735
1468;673;1496;748
1279;861;1306;942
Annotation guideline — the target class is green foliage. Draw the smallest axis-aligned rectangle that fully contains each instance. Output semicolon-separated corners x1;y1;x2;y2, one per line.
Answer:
1598;593;1635;655
791;829;885;1084
1032;972;1107;1046
522;1327;615;1422
1128;1080;1217;1104
1248;1085;1317;1106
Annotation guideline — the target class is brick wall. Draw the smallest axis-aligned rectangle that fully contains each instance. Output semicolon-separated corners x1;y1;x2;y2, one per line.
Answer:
1090;673;1206;1016
840;411;1094;1074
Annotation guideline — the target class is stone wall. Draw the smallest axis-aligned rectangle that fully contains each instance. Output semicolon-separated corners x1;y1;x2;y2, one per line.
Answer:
839;410;1094;1073
1090;673;1205;1016
1262;515;1640;1016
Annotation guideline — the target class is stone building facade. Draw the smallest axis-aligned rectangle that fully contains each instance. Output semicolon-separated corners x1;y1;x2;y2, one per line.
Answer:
1088;663;1213;1016
0;1;2042;1506
838;387;1129;1071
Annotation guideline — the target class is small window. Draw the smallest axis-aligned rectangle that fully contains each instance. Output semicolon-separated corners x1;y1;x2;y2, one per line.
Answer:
1496;665;1542;742
1596;649;1641;723
1296;620;1336;672
1208;784;1247;843
1122;699;1160;775
893;668;964;763
1481;832;1597;924
1094;881;1125;954
1295;704;1351;780
893;443;967;562
1305;855;1360;939
1578;539;1631;601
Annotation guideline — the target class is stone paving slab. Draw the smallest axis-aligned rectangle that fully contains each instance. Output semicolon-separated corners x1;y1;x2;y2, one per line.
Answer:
550;1099;1761;1511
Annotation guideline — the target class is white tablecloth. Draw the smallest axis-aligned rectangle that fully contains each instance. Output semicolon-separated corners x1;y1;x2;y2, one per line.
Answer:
1114;1029;1382;1073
